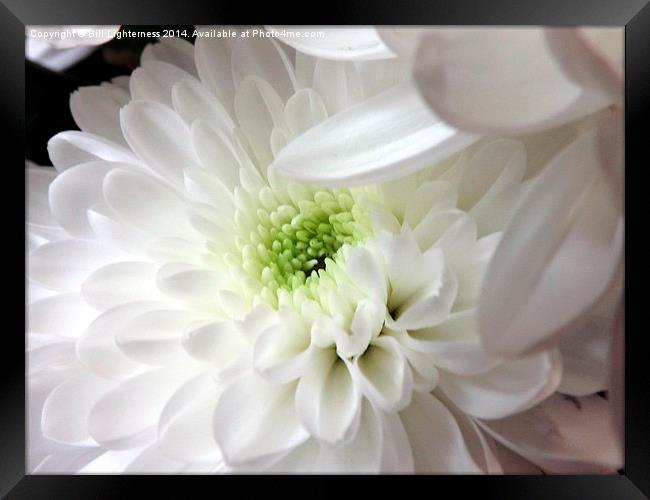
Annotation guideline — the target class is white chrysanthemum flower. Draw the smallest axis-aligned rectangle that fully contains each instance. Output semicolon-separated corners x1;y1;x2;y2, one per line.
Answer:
27;28;620;473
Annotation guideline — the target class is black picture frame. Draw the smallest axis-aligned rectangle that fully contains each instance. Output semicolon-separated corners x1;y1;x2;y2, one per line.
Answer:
2;0;646;497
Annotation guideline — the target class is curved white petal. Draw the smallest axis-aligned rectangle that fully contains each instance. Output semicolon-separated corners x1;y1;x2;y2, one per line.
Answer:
270;82;477;187
354;336;413;412
253;319;311;383
157;374;222;463
345;246;387;304
115;309;199;366
26;165;59;230
295;347;361;445
48;161;118;239
82;261;162;310
42;373;116;445
76;301;160;380
213;372;308;465
171;78;234;133
284;88;328;137
70;85;129;147
182;320;246;370
191;120;248;191
397;310;501;376
545;28;622;102
478;125;623;357
47;131;139;173
234;75;286;168
28;293;97;338
413;28;614;135
312;59;364;116
231;35;297;102
120;100;201;184
399;392;482;473
29;239;122;292
156;263;223;303
193;35;235;117
558;278;621;396
129;60;196;108
141;36;198;77
103;169;197;240
88;367;192;449
439;349;562;420
478;393;622;473
267;26;395;61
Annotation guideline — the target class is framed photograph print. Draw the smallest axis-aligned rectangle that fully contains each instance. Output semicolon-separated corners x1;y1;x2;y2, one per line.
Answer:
1;0;646;496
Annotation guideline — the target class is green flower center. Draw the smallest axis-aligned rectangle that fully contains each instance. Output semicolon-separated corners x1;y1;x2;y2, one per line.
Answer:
233;183;372;307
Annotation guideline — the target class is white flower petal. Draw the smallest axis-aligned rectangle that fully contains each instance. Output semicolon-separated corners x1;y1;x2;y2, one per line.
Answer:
376;28;422;58
253;320;311;383
191;120;246;191
141;37;197;77
478;126;623;356
380;411;414;473
478;393;622;473
354;336;413;412
312;59;364;115
182;320;246;367
42;373;116;445
342;299;386;357
29;239;121;292
28;293;98;338
457;139;526;212
115;309;199;366
213;372;308;465
77;449;147;474
314;399;384;473
183;167;235;214
47;131;139;172
103;168;197;239
88;367;192;449
399;392;482;473
284;88;328;137
345;246;387;304
414;28;613;135
270;82;477;187
157;374;222;463
48;161;118;239
404;181;456;228
81;261;163;310
120;100;201;184
439;349;562;420
231;36;297;102
267;27;395;61
388;264;458;331
76;302;160;380
193;35;235;117
26;165;58;228
434;392;502;473
398;310;500;376
129;60;196;108
70;85;129;147
156;263;223;303
234;76;286;168
32;448;105;474
545;28;622;101
86;204;150;256
171;78;234;132
28;340;75;374
295;348;361;445
558;278;620;396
